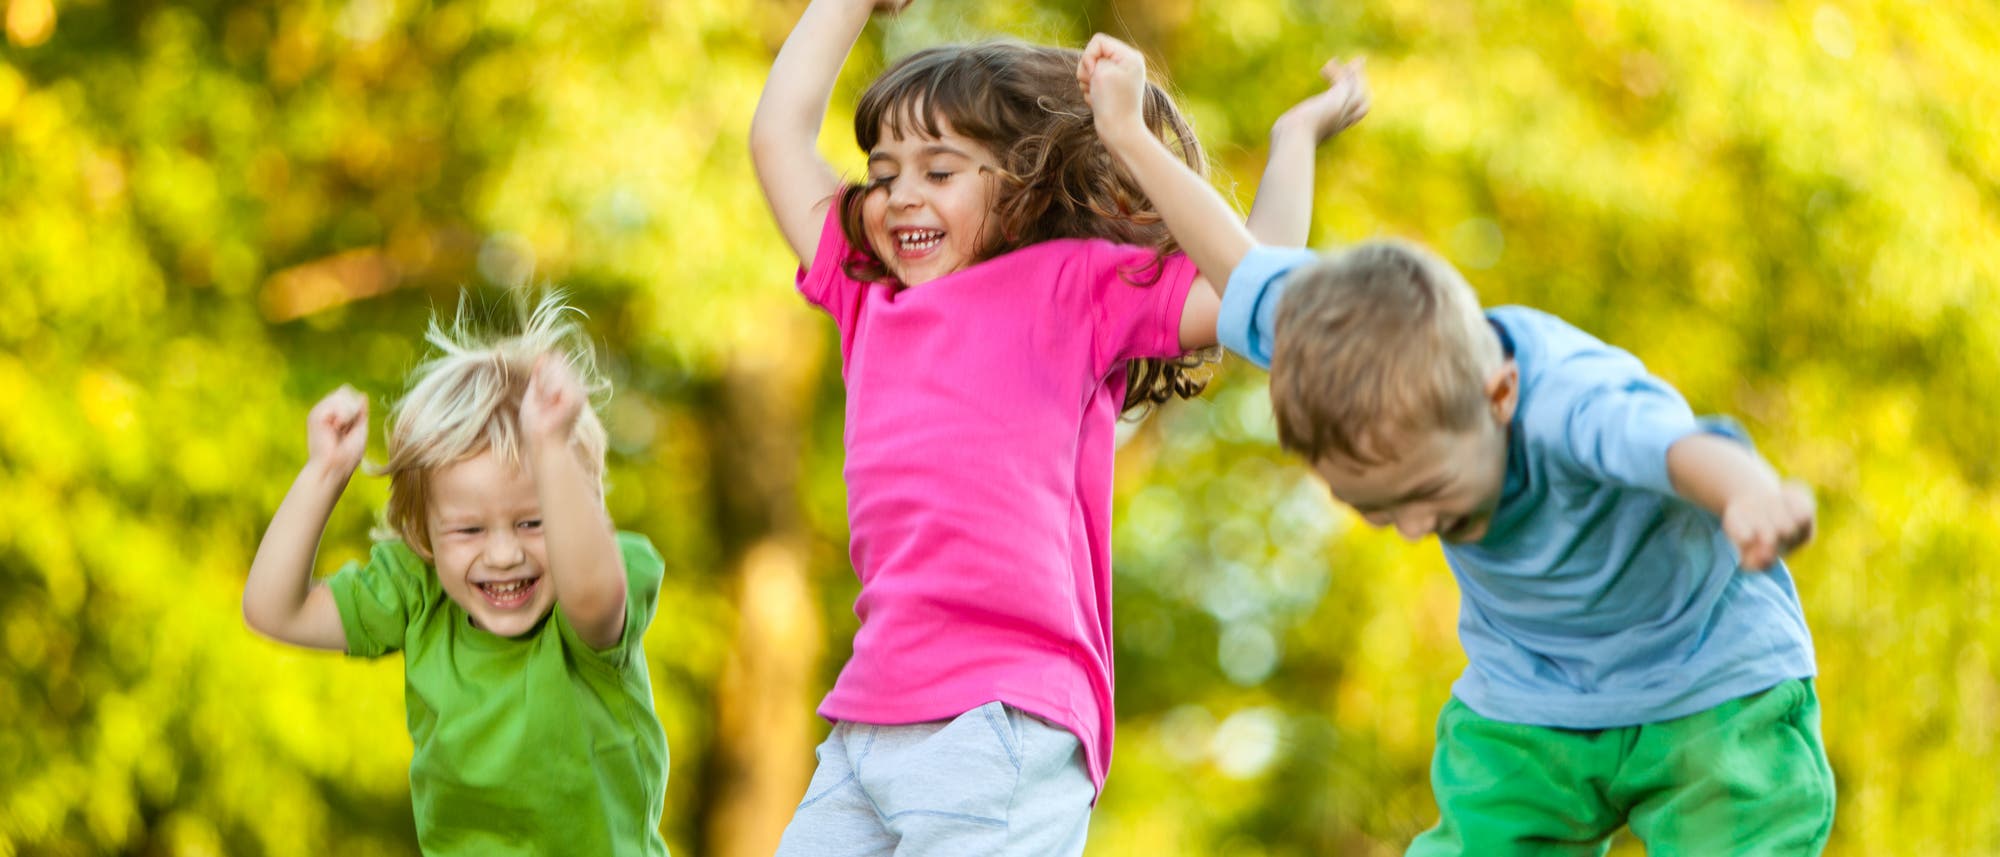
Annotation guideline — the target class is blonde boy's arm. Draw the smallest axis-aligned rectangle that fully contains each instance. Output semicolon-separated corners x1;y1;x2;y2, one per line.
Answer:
521;358;628;650
242;387;366;652
1667;433;1817;571
750;0;906;266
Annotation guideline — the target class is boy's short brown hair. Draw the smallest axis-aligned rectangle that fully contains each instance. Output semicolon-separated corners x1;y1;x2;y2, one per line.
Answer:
1269;240;1504;464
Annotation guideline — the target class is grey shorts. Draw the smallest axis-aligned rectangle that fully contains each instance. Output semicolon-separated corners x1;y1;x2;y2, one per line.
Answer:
773;701;1095;857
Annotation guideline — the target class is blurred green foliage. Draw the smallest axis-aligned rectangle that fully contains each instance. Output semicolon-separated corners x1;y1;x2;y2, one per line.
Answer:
2;0;1995;855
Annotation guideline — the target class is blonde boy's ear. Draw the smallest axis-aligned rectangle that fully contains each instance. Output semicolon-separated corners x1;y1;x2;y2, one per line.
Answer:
1486;361;1520;425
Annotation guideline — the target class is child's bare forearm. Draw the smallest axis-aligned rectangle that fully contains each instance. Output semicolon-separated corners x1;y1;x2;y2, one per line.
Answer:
1667;433;1778;516
1244;126;1321;249
242;460;352;650
750;0;877;261
1668;432;1814;570
1102;122;1256;291
531;443;627;648
1241;57;1369;281
750;0;869;155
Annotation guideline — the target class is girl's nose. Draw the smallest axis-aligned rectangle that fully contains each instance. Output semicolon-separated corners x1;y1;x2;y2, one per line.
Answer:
886;177;921;208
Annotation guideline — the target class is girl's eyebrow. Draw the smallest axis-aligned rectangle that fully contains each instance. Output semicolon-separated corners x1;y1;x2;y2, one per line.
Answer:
868;144;974;164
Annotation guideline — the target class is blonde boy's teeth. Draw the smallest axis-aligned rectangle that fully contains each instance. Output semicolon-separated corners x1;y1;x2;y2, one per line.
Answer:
483;580;530;596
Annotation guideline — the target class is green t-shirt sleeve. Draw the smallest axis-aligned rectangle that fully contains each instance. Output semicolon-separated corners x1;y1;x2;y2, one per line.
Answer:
325;540;431;658
554;531;666;670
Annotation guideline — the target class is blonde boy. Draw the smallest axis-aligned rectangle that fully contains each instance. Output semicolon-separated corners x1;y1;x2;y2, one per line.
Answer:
242;295;670;856
1082;35;1833;855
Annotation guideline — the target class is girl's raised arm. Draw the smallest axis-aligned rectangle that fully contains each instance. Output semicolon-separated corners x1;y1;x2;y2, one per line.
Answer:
750;0;906;266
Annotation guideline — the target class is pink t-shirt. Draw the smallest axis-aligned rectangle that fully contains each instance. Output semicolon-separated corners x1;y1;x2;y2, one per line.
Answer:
797;208;1196;794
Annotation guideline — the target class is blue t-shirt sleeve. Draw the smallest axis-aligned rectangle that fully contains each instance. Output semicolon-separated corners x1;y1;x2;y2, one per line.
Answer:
1216;246;1322;370
1552;367;1706;495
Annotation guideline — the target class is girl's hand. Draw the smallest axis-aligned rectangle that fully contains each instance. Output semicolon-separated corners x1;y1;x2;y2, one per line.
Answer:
1274;58;1370;144
521;355;587;445
1722;482;1817;571
305;385;368;475
1078;33;1152;145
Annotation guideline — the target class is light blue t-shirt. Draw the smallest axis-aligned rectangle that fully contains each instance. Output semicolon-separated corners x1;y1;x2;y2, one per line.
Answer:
1220;246;1817;728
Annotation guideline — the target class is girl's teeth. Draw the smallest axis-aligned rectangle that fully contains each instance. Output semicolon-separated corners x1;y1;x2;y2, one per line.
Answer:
897;231;943;251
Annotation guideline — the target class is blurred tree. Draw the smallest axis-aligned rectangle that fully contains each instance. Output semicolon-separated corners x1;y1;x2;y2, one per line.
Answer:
1;0;1995;855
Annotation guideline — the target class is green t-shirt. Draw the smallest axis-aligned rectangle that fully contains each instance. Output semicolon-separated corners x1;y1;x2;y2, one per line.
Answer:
328;531;670;856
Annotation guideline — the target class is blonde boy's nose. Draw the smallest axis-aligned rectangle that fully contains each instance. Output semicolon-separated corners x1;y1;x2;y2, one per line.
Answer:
485;530;525;567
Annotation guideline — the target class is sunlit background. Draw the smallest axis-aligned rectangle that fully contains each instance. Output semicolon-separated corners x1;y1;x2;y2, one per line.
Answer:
3;0;1997;854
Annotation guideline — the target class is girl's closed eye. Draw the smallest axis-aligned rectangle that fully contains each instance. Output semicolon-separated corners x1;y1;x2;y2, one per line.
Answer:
926;170;954;182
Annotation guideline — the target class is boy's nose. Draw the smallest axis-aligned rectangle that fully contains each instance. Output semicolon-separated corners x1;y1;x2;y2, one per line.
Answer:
1393;511;1437;541
484;531;525;566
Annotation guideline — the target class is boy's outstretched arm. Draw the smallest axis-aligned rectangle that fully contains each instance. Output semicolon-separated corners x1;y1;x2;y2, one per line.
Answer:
1246;58;1370;252
1081;34;1252;300
1667;434;1817;570
242;386;367;651
520;357;629;649
750;0;907;266
1080;35;1368;295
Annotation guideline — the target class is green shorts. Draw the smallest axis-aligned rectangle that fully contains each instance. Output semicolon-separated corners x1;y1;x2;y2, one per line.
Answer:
1408;679;1834;856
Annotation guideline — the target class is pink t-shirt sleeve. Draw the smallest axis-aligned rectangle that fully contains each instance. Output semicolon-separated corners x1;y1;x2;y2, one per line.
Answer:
795;203;866;331
1075;241;1198;372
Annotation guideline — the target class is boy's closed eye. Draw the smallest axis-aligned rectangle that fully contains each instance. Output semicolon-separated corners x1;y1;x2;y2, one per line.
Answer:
1347;478;1451;517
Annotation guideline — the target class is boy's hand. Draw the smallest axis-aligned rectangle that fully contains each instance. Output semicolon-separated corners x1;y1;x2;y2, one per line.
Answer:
1274;58;1370;144
1722;482;1816;571
521;355;587;445
1077;33;1151;146
305;385;368;475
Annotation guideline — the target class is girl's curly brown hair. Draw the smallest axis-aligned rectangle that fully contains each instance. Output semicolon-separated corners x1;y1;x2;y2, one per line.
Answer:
836;40;1212;415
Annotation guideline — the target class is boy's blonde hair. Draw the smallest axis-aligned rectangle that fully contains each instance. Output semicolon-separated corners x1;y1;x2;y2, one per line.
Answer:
1269;240;1503;464
376;292;610;555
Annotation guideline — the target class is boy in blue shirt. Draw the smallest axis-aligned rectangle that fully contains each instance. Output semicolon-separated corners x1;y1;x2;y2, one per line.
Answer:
1081;36;1833;854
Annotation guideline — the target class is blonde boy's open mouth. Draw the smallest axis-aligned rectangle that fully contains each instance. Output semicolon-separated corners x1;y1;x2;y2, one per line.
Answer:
476;577;541;609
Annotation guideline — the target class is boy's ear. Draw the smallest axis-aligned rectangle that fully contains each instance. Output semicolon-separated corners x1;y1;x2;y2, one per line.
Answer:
1485;360;1520;425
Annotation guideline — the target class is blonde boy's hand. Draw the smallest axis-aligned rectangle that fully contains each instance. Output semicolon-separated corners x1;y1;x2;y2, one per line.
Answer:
1274;58;1370;143
306;385;368;475
1077;33;1151;144
521;355;586;444
1722;482;1816;571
